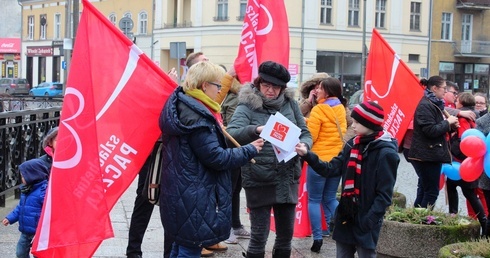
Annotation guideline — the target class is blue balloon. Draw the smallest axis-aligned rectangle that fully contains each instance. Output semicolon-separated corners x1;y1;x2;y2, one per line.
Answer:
443;162;461;181
484;152;490;178
462;129;486;141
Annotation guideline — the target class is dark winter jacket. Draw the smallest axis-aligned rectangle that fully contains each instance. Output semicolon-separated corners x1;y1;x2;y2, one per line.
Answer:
408;96;452;163
227;84;312;208
477;113;490;190
158;87;258;248
6;159;49;235
303;131;399;250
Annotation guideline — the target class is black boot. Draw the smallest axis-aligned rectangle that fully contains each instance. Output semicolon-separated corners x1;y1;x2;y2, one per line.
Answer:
310;239;323;253
243;251;265;258
272;249;291;258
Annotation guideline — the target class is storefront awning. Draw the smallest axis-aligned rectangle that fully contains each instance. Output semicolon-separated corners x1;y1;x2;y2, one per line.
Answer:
0;38;21;53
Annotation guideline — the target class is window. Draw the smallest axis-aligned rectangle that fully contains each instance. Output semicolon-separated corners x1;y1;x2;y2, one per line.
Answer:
320;0;332;24
109;13;116;25
40;15;47;40
441;12;452;40
138;12;147;35
54;13;61;39
238;0;246;20
410;2;421;31
408;54;419;62
348;0;360;26
28;15;34;40
124;12;132;18
375;0;386;28
216;0;228;21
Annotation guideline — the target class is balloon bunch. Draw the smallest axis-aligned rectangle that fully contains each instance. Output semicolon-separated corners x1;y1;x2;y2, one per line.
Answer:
441;129;488;182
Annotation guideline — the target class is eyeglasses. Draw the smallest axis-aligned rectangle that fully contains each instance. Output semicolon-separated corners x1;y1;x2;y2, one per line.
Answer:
261;82;282;91
448;91;458;96
207;82;222;90
476;102;487;105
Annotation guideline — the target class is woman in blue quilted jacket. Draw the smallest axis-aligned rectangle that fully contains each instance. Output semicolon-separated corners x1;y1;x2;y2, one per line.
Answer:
2;159;49;258
158;61;264;258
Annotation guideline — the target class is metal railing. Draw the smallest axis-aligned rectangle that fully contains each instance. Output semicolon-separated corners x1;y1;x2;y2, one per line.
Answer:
452;40;490;57
0;107;60;207
163;21;192;28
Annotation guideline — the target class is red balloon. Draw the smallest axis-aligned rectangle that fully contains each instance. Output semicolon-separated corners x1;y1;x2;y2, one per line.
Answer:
460;136;487;158
460;157;484;182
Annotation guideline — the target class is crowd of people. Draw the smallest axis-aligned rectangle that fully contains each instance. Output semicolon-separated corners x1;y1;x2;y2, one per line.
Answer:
4;51;490;258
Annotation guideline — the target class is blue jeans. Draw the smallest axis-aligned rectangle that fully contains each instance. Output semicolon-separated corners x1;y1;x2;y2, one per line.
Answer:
16;233;34;258
307;165;340;240
411;160;442;208
247;203;296;254
169;243;201;258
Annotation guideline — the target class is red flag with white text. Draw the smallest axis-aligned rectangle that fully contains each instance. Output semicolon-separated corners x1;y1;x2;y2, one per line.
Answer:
364;29;424;143
234;0;290;84
31;0;177;257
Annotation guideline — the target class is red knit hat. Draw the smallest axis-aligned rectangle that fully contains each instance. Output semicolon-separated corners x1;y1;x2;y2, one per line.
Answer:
351;101;384;131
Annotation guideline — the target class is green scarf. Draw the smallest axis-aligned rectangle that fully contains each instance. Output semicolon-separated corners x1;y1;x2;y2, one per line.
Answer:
185;88;221;112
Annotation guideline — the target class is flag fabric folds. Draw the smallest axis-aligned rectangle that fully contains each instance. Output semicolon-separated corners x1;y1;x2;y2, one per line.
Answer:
31;0;176;257
364;29;424;144
234;0;290;84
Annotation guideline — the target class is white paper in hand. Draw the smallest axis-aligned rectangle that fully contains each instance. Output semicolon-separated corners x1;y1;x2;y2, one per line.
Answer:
260;112;301;152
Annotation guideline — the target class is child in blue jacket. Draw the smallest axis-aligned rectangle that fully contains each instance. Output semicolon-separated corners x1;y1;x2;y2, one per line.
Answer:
2;159;49;258
296;101;399;258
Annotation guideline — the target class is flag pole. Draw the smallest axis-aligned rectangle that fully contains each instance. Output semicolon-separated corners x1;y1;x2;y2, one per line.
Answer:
361;0;367;89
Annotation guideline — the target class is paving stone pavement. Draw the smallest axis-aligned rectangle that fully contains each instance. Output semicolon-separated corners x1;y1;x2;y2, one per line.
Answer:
0;154;469;257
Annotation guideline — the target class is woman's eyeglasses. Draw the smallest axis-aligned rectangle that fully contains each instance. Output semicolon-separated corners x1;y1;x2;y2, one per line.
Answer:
261;82;282;91
207;82;222;90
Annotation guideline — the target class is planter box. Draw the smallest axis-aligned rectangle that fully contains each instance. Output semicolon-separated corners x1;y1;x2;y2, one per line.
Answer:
377;220;480;258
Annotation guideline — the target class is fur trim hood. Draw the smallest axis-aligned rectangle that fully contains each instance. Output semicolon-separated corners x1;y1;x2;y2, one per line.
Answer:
300;72;330;99
238;84;296;110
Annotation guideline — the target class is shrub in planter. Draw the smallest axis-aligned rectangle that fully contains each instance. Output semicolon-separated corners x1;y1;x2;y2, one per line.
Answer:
377;207;481;258
391;191;406;208
438;239;490;258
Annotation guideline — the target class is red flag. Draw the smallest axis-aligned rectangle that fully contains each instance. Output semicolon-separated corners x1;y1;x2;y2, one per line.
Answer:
234;0;289;84
31;0;177;257
364;29;424;143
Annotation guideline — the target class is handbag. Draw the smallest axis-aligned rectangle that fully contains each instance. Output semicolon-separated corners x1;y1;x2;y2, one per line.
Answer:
143;141;163;205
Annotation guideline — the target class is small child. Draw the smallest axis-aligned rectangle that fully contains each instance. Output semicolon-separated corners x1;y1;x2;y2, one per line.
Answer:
2;159;49;258
295;101;400;258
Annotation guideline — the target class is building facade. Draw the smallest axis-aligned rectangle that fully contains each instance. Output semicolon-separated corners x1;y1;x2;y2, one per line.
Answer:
0;1;22;80
19;0;154;87
153;0;431;98
430;0;490;96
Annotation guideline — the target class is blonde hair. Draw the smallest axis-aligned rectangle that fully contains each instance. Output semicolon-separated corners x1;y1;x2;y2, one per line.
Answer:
183;61;225;92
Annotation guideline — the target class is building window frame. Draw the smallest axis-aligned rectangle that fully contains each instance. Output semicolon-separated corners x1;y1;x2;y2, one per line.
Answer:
410;2;421;31
441;12;452;40
238;0;246;21
375;0;386;28
54;13;61;40
215;0;228;21
109;13;117;25
28;15;34;40
320;0;333;25
40;14;47;40
348;0;360;27
138;11;148;35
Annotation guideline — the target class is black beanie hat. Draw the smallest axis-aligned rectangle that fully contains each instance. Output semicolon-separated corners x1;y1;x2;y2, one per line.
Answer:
258;61;290;87
351;101;384;131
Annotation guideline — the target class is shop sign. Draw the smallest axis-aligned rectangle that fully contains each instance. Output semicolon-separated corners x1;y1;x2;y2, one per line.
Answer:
27;46;53;56
439;62;454;72
474;64;489;74
0;38;21;53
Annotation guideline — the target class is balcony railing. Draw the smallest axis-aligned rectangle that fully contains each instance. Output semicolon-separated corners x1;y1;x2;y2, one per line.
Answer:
456;0;490;10
0;107;60;207
213;16;229;21
237;15;245;21
163;21;192;29
453;40;490;58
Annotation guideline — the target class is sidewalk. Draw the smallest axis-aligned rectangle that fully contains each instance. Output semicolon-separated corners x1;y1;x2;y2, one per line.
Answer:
0;177;335;258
